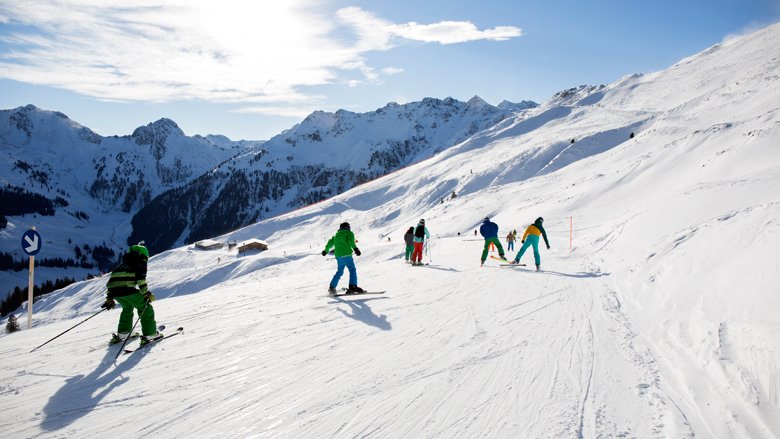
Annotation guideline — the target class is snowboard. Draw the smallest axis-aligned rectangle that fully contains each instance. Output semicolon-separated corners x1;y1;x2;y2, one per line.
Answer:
328;289;386;297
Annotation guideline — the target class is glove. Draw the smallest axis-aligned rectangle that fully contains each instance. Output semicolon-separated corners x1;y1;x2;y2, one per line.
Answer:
322;250;327;256
521;240;525;244
101;298;115;310
354;247;361;256
143;290;155;303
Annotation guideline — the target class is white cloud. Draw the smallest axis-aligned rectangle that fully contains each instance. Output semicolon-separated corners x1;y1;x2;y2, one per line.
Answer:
394;22;522;44
0;1;521;112
337;6;522;46
381;67;404;76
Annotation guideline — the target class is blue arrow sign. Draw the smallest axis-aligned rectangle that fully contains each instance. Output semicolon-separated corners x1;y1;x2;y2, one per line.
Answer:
21;229;42;256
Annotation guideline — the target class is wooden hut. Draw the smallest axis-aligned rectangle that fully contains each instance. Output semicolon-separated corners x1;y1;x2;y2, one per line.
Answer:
237;239;269;254
195;239;224;250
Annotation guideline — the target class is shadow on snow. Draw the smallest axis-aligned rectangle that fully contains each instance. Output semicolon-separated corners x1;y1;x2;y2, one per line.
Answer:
41;347;151;431
331;296;391;331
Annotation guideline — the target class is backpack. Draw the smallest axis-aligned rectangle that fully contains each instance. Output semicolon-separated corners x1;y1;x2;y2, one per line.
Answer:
414;224;425;238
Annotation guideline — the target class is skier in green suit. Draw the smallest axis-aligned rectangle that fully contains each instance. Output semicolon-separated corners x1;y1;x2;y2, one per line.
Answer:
102;243;162;346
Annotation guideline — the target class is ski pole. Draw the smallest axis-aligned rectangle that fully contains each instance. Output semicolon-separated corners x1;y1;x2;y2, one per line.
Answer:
114;301;150;361
30;308;106;353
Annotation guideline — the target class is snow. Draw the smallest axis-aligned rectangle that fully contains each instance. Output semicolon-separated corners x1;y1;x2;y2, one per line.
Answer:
0;107;257;300
1;22;779;439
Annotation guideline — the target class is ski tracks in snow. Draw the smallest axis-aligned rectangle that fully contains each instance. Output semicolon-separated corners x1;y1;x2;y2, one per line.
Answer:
0;238;693;438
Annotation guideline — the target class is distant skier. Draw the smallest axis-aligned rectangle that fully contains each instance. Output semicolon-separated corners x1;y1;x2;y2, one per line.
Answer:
480;217;507;266
411;219;430;266
322;222;364;294
506;231;516;251
102;243;162;346
403;226;415;263
511;217;551;270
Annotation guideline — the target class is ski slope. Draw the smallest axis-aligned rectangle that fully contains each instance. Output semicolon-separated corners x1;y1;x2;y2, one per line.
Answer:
0;239;684;438
1;22;780;439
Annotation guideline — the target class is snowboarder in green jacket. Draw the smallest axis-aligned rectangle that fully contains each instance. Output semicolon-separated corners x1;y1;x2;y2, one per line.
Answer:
322;222;364;295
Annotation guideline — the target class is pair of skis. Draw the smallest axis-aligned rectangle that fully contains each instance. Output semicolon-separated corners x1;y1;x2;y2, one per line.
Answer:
489;255;527;267
119;326;184;354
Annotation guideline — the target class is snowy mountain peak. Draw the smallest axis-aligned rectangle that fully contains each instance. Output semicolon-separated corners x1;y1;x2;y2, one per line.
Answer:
497;99;539;112
1;104;100;145
298;110;339;133
466;95;490;108
131;118;185;142
128;117;187;161
546;84;607;107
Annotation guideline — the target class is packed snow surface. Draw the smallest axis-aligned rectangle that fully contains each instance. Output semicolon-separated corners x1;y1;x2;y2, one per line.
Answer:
1;22;780;439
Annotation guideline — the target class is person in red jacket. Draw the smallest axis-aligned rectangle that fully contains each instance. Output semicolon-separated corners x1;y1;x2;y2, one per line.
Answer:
410;219;430;265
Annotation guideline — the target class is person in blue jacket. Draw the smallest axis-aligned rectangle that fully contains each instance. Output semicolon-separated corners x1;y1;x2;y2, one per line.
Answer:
479;217;507;266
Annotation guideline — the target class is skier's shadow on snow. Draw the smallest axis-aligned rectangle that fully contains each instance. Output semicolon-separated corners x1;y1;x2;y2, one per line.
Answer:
539;270;610;278
333;297;391;331
40;347;149;431
418;265;458;272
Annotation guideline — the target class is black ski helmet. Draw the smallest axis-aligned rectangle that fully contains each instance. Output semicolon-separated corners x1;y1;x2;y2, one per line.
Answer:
340;222;351;230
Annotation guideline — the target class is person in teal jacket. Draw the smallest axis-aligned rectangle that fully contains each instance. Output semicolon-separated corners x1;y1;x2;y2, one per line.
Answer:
511;217;551;270
322;222;364;294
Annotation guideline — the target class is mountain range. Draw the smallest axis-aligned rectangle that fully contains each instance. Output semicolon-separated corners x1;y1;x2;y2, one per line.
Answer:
0;97;537;304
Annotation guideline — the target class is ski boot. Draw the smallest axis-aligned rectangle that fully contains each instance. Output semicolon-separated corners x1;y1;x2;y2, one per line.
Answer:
347;284;365;294
536;264;541;271
139;331;164;347
109;332;133;345
328;286;338;295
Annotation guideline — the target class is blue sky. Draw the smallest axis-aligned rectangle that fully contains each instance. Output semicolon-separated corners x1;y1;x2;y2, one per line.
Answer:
1;0;778;140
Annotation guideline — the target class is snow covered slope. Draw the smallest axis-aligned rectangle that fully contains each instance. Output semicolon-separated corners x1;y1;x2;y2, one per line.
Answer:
1;23;779;438
0;107;257;302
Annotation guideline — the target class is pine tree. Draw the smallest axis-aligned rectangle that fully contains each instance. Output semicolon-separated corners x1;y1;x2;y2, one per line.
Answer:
6;314;20;333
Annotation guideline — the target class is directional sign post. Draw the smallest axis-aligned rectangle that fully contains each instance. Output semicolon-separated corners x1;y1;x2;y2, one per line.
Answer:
21;227;42;329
